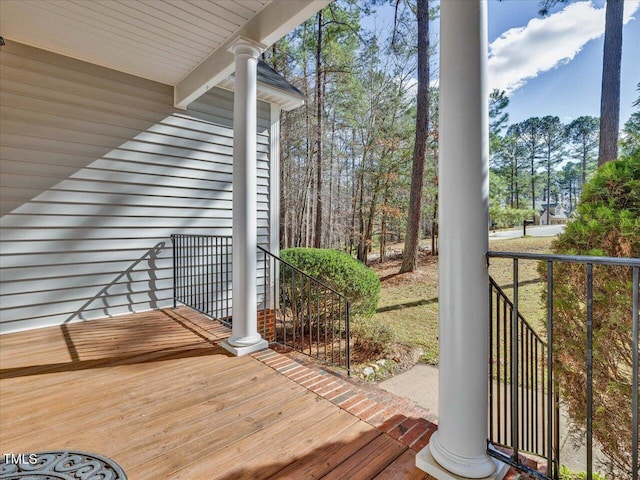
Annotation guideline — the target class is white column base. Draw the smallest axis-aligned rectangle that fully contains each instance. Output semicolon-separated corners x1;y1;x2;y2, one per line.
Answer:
416;444;508;480
221;338;269;357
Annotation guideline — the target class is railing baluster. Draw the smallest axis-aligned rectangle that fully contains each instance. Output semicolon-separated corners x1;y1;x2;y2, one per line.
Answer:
586;263;593;480
346;302;351;375
324;288;328;360
292;269;296;350
308;277;312;357
546;259;553;477
215;237;219;319
496;286;502;444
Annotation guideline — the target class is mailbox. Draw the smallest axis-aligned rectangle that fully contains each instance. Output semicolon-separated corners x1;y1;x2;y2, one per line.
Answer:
523;219;535;236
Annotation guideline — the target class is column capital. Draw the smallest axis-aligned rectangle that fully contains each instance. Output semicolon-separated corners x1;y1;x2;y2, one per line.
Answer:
228;36;266;58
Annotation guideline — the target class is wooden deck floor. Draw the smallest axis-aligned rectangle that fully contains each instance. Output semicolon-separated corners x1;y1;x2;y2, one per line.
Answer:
0;308;434;480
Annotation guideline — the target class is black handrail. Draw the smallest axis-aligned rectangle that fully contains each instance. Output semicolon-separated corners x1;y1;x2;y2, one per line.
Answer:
258;246;351;374
487;251;639;480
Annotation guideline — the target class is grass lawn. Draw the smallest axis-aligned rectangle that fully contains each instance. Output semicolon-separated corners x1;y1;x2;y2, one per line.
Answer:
371;235;555;365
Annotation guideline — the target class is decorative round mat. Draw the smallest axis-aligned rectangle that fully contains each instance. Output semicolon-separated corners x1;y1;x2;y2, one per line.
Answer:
0;450;127;479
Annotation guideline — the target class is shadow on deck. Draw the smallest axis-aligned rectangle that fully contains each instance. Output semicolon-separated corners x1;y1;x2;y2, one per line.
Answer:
0;307;438;480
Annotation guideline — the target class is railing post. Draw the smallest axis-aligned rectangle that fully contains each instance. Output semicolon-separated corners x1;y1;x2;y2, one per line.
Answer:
586;263;593;480
511;258;519;463
172;234;177;309
546;260;555;478
633;266;639;480
346;302;351;376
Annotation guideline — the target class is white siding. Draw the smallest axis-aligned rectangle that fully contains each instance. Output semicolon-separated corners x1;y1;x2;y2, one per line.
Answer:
0;42;271;333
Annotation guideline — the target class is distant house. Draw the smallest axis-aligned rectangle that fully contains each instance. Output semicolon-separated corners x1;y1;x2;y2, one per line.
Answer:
539;202;568;225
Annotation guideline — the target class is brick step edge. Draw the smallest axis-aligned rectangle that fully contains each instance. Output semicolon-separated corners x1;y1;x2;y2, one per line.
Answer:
252;348;437;452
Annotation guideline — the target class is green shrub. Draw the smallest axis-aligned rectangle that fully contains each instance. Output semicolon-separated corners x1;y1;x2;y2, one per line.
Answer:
489;206;536;229
350;315;395;358
560;465;607;480
280;248;380;318
544;154;639;478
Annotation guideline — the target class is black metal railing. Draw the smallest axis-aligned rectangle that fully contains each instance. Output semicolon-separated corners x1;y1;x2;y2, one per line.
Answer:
487;251;640;480
171;234;351;373
258;246;351;374
171;234;233;325
489;275;558;479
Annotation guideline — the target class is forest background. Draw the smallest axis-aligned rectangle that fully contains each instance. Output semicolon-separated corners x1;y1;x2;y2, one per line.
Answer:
261;0;640;264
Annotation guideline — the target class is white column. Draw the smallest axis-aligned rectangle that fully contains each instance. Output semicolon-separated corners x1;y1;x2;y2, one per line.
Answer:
222;36;269;357
269;104;282;310
416;1;507;479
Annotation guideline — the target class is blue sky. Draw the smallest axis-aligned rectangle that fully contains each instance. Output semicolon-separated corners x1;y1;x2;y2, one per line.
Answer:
487;0;640;124
365;0;640;127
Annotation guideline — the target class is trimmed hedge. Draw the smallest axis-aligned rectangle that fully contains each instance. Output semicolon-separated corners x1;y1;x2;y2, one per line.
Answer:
280;248;380;318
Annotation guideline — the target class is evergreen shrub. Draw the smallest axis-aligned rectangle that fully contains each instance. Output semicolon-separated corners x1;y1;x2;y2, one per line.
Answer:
280;248;380;318
543;154;639;477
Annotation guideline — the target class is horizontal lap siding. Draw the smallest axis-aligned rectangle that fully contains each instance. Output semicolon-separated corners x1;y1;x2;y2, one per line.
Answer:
0;42;271;333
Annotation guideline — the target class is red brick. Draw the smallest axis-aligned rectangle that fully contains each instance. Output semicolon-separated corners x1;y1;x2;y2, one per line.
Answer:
288;369;315;382
398;420;432;446
363;404;393;423
313;381;341;396
348;398;377;417
388;417;419;440
308;377;334;392
267;357;293;369
378;413;406;433
324;384;351;401
410;426;436;451
300;374;327;388
339;393;368;411
367;406;398;427
282;365;306;378
262;355;286;366
252;350;276;360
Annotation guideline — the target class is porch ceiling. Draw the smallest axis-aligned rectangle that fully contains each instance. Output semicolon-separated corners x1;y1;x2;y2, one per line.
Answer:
0;0;330;108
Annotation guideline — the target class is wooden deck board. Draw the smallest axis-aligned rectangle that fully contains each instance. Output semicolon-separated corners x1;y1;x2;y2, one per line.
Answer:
266;419;383;480
373;449;431;480
0;308;431;480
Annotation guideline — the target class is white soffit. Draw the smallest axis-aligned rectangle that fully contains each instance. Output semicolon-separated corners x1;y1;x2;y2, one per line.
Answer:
218;78;305;111
0;0;331;108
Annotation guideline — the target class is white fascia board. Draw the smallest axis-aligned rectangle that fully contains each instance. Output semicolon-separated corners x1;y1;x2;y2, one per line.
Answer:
174;0;332;109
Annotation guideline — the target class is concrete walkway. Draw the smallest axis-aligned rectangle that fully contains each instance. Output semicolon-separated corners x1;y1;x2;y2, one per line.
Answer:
380;364;607;474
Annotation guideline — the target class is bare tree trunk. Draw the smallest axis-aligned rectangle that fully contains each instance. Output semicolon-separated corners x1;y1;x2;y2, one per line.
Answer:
431;183;438;256
400;0;429;273
313;11;324;248
328;109;336;248
582;137;588;185
598;0;623;165
349;130;357;255
356;157;367;263
531;156;536;211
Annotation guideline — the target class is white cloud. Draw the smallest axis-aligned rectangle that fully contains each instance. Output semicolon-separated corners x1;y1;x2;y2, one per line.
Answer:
488;0;640;95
